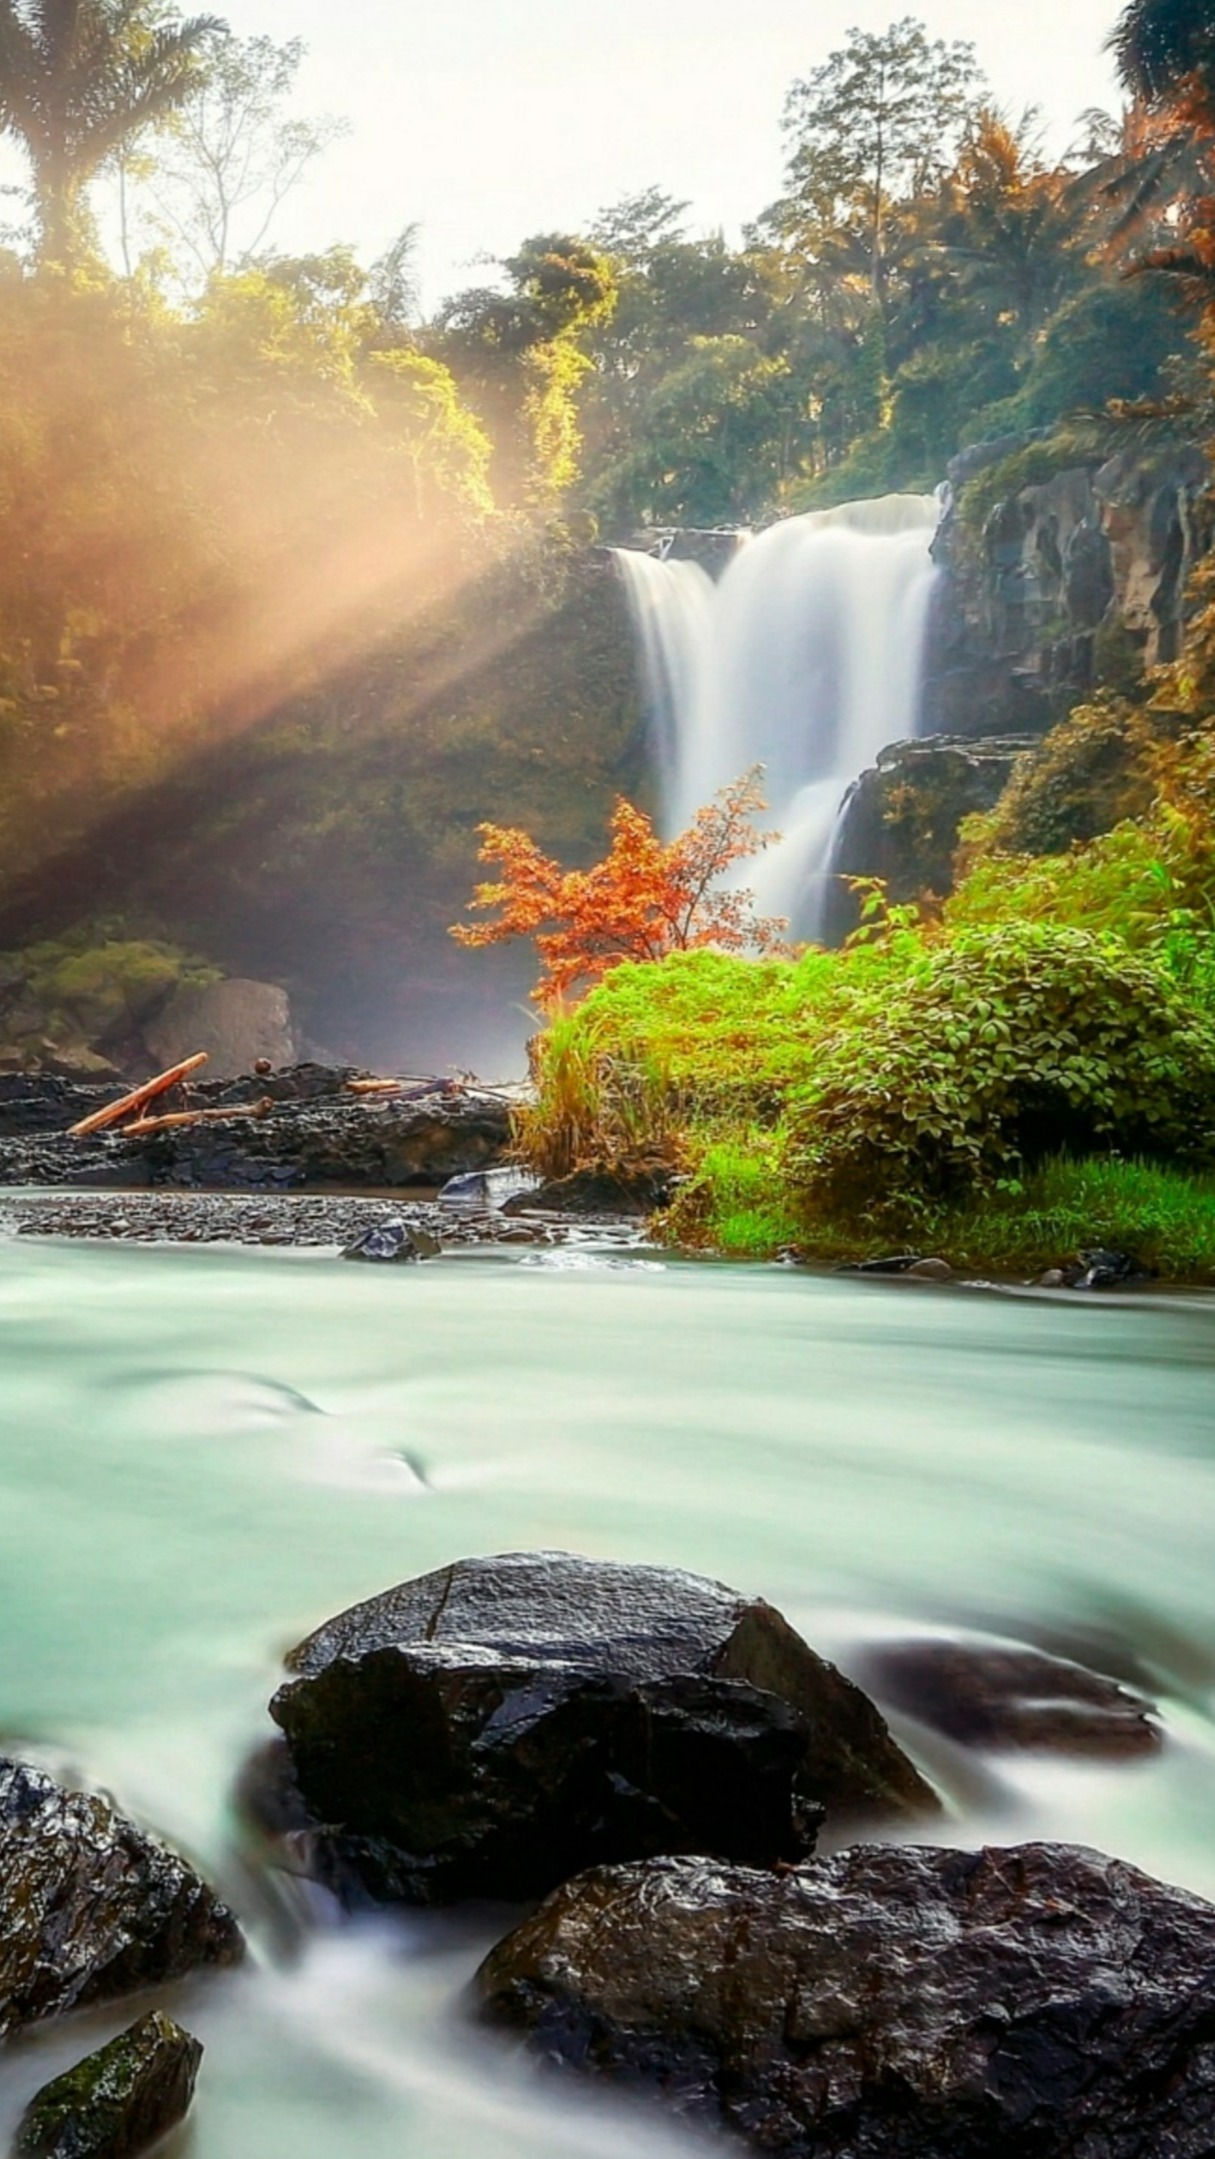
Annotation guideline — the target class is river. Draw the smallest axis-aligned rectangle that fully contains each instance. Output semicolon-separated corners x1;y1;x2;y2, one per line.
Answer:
1;1233;1214;2155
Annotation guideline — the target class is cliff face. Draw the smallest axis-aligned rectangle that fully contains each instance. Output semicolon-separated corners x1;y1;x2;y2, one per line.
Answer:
821;440;1214;932
925;440;1213;737
822;735;1038;942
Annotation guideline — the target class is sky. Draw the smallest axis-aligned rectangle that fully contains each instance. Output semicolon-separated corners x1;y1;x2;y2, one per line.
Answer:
214;0;1124;306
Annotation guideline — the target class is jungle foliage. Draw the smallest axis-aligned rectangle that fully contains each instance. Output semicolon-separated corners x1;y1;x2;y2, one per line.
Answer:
0;1;1198;879
0;0;1214;1109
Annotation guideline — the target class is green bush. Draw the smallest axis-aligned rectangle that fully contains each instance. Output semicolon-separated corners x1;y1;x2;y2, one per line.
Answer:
779;923;1215;1217
932;1155;1215;1281
963;698;1164;858
520;947;847;1174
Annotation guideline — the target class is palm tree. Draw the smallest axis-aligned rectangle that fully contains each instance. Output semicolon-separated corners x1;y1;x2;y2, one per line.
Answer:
1111;0;1215;105
0;0;222;265
1091;3;1215;364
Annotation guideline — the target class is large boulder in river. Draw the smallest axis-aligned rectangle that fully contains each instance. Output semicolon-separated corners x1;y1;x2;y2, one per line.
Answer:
144;977;295;1080
267;1553;936;1906
0;1760;243;2038
478;1843;1215;2158
14;2012;203;2159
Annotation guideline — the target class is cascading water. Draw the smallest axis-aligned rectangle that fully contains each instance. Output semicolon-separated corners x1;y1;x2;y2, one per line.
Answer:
613;496;941;939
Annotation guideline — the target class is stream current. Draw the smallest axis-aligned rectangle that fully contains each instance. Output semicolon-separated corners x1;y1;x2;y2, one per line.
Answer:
2;1230;1215;2154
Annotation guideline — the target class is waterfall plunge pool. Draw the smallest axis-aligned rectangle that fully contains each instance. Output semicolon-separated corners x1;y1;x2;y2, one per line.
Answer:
1;1232;1214;2157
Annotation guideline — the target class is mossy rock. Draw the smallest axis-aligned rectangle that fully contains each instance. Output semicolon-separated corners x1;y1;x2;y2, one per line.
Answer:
14;2012;202;2159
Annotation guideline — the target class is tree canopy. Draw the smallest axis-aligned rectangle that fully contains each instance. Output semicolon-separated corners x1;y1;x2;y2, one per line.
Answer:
0;0;220;261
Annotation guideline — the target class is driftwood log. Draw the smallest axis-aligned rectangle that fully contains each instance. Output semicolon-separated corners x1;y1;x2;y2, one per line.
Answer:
120;1099;274;1140
67;1055;210;1140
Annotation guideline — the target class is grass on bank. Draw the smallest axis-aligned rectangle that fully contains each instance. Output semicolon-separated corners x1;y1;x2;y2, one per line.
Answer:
515;917;1215;1282
679;1149;1215;1281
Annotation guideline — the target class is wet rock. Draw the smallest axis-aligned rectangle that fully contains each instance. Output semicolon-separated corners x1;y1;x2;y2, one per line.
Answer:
1063;1248;1153;1291
439;1166;542;1209
0;1759;244;2038
268;1553;935;1907
855;1637;1161;1758
823;735;1036;939
907;1257;953;1281
835;1253;924;1277
341;1218;442;1263
924;441;1213;736
1037;1268;1066;1289
477;1843;1215;2158
617;529;748;578
13;2012;203;2159
501;1168;667;1217
0;1189;611;1252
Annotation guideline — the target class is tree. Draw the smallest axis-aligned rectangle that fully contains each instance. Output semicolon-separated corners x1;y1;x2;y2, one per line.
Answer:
0;0;220;264
589;335;794;530
126;32;345;285
435;232;617;505
1093;0;1215;343
451;768;787;1005
1111;0;1215;105
590;186;690;263
773;17;985;306
367;221;420;341
932;111;1087;337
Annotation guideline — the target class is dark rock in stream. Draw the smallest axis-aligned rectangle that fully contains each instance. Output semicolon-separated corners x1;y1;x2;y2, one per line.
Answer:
267;1553;936;1907
341;1218;442;1263
13;2012;203;2159
501;1168;670;1217
477;1843;1215;2159
1063;1248;1154;1291
855;1638;1161;1758
0;1760;244;2039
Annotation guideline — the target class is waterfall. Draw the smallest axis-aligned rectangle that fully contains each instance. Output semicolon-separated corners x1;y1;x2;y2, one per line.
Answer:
613;495;941;939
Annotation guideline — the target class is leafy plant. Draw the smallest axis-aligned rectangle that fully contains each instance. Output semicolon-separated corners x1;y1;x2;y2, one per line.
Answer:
780;921;1215;1215
450;768;788;1006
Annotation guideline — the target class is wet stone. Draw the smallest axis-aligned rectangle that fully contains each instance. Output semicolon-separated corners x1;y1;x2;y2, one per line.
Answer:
0;1760;243;2039
13;2012;202;2159
854;1636;1161;1758
1063;1248;1154;1291
267;1552;936;1908
341;1219;441;1263
478;1843;1215;2159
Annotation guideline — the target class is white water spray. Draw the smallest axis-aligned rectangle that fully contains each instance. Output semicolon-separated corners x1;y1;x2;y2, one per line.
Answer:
613;496;941;938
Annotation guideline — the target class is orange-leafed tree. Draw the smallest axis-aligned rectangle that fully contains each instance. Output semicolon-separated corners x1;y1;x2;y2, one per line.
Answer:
450;766;788;1005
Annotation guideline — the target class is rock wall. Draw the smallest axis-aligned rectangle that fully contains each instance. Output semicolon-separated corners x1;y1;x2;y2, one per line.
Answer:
822;735;1036;941
926;439;1213;737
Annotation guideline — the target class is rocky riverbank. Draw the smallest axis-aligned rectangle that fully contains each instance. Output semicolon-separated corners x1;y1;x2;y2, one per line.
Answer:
0;1064;522;1192
0;1188;639;1250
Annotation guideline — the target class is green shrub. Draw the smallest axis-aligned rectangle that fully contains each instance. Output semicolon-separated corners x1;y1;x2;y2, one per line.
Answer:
519;946;846;1173
931;1155;1215;1280
779;923;1215;1217
962;698;1164;858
